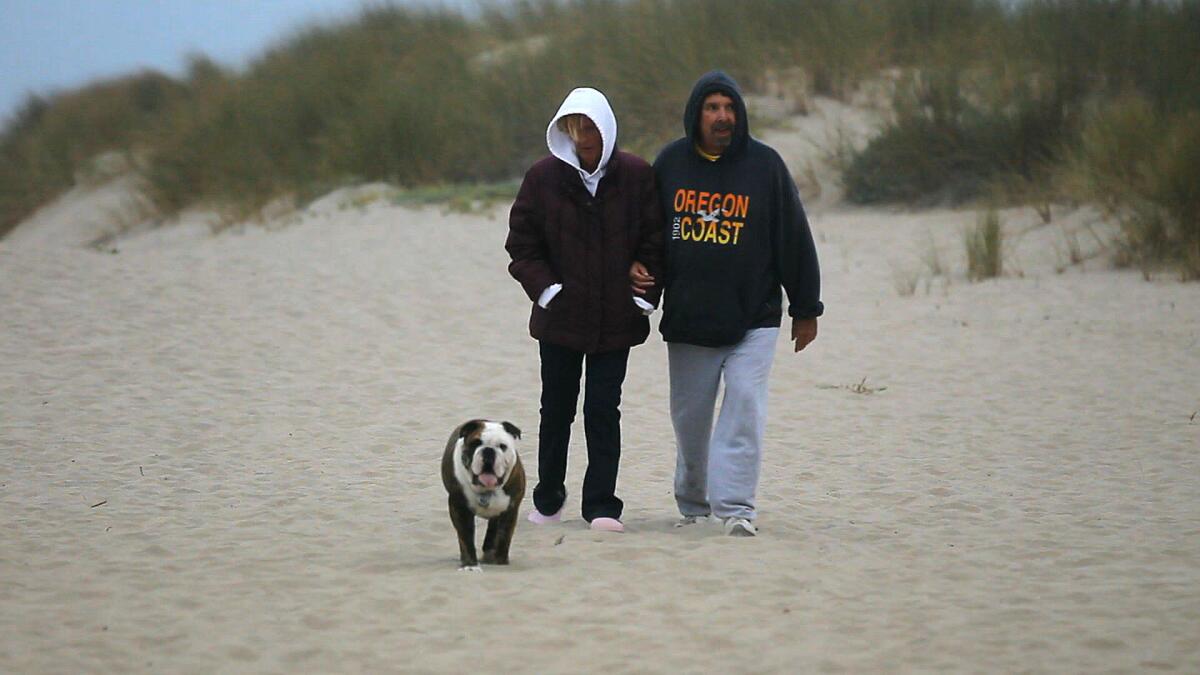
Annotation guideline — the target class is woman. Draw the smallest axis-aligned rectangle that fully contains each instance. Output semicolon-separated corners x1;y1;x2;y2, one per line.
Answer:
505;87;663;532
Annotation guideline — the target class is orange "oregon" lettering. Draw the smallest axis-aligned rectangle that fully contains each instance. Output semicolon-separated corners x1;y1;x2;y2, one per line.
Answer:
673;189;749;218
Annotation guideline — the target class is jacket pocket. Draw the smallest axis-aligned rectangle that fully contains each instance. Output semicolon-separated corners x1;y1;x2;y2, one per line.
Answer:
542;283;580;333
546;283;570;313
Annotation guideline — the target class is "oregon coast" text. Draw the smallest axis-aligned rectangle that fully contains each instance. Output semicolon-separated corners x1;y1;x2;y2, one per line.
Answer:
670;188;750;246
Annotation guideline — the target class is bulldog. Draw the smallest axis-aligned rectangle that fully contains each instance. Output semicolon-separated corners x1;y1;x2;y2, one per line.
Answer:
440;419;525;571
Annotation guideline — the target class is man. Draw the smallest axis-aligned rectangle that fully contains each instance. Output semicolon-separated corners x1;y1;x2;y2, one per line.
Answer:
632;70;822;537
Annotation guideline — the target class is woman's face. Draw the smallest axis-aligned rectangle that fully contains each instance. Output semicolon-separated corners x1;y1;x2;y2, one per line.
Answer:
573;116;602;171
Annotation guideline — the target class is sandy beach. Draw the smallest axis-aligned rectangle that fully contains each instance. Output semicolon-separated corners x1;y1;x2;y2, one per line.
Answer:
2;109;1199;672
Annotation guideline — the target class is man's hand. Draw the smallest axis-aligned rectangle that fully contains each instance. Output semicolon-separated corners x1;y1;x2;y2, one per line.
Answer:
791;317;817;352
630;261;655;295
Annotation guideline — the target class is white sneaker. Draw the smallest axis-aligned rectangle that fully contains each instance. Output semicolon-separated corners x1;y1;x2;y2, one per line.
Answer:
527;508;562;525
723;517;757;537
674;514;716;528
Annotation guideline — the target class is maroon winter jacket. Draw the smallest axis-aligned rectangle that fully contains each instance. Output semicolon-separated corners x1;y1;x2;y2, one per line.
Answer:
506;150;663;354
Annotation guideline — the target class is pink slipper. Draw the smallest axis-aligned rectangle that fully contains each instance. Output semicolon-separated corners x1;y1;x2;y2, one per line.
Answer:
589;517;624;533
527;509;562;524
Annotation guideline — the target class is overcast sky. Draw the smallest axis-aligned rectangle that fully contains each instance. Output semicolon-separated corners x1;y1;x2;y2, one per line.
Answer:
0;0;490;124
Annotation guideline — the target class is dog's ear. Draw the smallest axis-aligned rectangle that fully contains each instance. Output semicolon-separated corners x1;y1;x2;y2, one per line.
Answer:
459;420;484;439
501;421;521;440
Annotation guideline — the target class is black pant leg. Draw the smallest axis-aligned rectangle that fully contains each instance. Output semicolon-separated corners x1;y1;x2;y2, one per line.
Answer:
580;347;630;522
534;341;583;516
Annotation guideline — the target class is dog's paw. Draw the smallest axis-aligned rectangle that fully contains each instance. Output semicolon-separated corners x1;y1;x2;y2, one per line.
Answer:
458;565;483;573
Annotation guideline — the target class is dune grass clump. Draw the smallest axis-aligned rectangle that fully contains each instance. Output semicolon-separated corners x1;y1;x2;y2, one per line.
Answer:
843;0;1199;204
966;208;1004;281
844;66;1079;205
837;0;1200;280
1065;97;1200;279
0;72;187;238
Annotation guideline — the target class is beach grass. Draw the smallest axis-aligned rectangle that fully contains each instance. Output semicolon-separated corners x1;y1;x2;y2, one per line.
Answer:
0;72;187;237
1063;96;1200;280
2;0;1198;277
966;208;1004;281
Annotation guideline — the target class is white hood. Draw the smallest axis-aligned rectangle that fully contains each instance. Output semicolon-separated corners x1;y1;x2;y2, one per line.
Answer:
546;87;617;196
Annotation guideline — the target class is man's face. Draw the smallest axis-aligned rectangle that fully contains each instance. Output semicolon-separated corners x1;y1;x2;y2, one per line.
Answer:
573;115;602;171
698;93;736;155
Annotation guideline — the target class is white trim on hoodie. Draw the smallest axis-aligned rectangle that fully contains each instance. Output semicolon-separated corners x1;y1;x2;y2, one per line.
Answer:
546;87;617;197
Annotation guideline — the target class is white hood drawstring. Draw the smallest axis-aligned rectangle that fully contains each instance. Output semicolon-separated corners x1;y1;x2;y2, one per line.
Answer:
546;87;617;197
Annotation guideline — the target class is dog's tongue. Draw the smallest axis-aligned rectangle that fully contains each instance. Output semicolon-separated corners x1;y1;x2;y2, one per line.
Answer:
479;473;499;488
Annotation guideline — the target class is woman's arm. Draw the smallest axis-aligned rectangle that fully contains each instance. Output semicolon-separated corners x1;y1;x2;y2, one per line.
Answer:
505;168;559;303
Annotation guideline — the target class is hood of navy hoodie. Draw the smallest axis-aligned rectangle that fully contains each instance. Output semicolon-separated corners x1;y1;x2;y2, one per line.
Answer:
682;70;750;159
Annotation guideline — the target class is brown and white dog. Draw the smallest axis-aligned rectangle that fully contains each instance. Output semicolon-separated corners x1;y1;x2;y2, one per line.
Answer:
440;419;525;571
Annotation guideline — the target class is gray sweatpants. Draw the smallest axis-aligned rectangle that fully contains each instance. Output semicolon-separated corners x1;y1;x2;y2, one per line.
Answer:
668;327;779;521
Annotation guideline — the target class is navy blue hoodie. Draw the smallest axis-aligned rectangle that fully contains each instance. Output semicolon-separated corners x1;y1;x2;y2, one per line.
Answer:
654;71;823;347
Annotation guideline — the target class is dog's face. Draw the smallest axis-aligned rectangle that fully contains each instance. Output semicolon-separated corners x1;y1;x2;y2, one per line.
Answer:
456;420;521;490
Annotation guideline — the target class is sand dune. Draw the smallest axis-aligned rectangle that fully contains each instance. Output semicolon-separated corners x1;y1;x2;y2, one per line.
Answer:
2;125;1199;672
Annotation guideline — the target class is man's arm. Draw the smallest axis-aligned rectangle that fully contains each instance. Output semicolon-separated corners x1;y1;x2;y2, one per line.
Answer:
773;155;823;349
